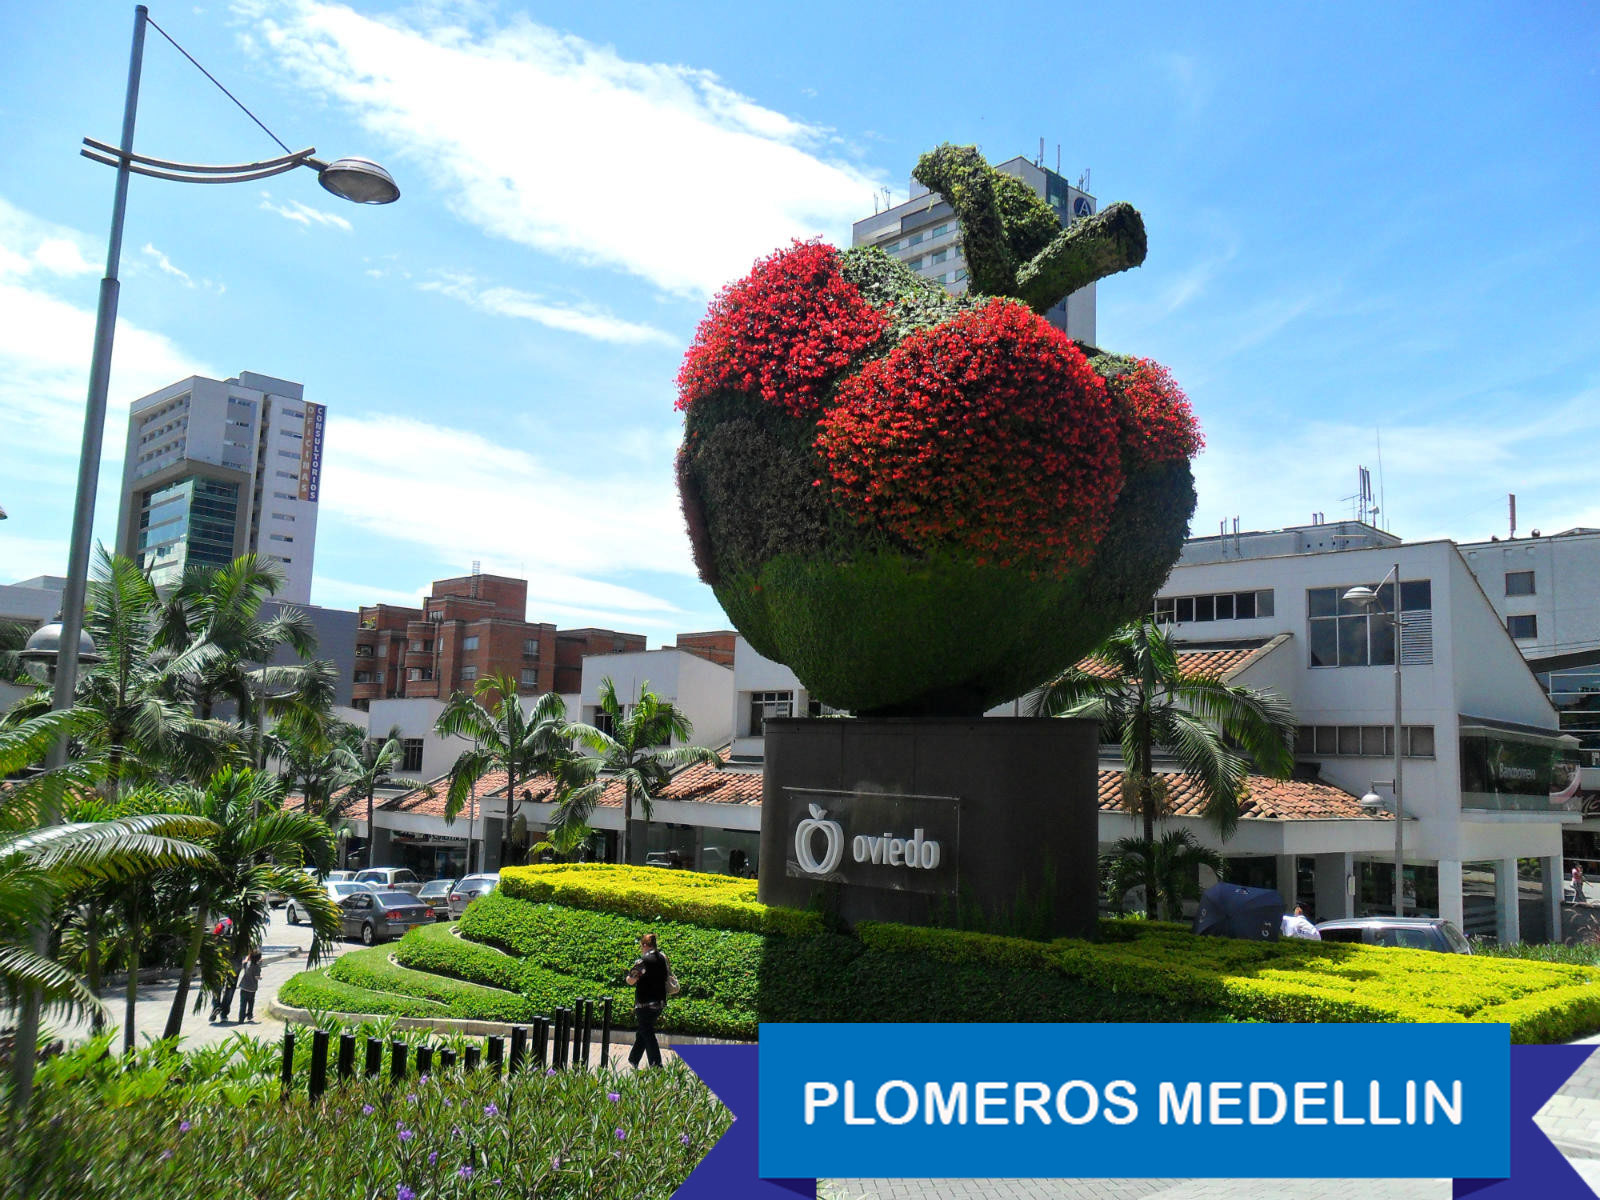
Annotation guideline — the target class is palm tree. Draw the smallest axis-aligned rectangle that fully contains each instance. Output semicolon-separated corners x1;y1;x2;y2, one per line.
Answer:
330;727;421;870
1102;829;1227;921
558;678;721;866
1030;619;1295;918
156;766;340;1042
435;677;580;870
156;553;329;769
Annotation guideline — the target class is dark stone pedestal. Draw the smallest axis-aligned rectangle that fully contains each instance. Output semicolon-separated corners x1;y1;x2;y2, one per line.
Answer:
758;717;1101;939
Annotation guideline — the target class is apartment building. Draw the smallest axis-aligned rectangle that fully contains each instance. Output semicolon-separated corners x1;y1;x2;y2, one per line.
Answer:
116;371;322;603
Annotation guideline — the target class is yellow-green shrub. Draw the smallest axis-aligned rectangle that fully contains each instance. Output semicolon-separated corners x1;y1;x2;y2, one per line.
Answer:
498;863;819;938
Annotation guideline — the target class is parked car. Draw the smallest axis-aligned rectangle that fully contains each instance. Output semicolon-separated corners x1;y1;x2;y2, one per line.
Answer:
417;878;456;920
339;889;433;945
325;869;357;882
353;867;424;896
448;872;500;919
286;880;377;925
1314;916;1472;953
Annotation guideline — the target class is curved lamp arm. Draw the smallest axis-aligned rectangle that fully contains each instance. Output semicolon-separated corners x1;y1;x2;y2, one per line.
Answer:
80;137;399;203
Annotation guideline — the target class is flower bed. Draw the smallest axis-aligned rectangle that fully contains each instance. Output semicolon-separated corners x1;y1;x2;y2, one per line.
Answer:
282;865;1600;1044
0;1030;727;1199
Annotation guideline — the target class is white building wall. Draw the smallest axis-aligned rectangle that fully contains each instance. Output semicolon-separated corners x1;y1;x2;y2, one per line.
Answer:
580;648;734;748
1459;531;1600;660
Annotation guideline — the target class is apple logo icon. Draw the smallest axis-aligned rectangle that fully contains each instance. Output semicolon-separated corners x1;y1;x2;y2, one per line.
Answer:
794;803;845;876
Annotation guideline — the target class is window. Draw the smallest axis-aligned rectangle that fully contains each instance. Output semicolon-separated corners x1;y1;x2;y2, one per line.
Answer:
275;470;298;481
1505;571;1535;596
930;248;948;265
355;645;373;658
1154;590;1273;624
462;635;479;651
523;638;540;656
1294;724;1435;759
273;491;296;501
272;512;295;522
1307;580;1431;668
520;668;539;687
460;665;478;682
931;223;949;238
1508;614;1538;640
400;739;424;773
409;639;432;653
269;534;293;543
354;671;371;684
375;671;385;684
749;691;793;735
277;449;299;459
903;254;922;271
406;667;433;682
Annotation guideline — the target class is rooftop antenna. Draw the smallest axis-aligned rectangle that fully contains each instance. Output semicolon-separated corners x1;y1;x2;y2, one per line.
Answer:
1056;143;1061;174
872;192;879;215
471;558;481;599
882;185;891;209
1509;493;1517;539
1232;516;1241;556
1219;518;1228;556
1375;427;1387;532
1038;136;1045;166
1078;168;1091;193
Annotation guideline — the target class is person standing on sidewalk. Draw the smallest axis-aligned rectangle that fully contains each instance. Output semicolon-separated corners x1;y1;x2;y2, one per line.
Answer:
1575;863;1587;904
624;932;672;1069
236;950;264;1022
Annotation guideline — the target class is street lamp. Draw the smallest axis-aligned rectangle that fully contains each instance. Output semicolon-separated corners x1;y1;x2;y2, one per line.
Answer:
1343;563;1405;918
11;3;396;1111
18;620;102;684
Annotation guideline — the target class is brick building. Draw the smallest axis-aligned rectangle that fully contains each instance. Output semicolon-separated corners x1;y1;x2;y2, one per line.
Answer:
351;572;643;709
673;630;738;667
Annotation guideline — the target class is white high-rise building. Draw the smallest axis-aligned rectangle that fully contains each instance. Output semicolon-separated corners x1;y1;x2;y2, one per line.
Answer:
850;155;1099;344
115;371;324;604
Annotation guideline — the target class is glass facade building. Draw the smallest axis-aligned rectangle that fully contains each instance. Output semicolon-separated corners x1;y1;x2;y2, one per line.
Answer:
135;476;240;588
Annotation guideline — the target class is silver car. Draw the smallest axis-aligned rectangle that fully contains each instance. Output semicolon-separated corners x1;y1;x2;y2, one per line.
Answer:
447;872;500;919
286;880;375;925
340;889;433;945
353;867;424;896
417;878;456;920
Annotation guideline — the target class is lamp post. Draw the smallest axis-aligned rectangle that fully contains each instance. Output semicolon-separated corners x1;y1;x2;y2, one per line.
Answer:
10;3;397;1111
1344;563;1404;918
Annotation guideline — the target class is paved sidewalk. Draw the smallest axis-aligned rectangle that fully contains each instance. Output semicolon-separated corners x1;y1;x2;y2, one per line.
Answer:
50;907;358;1051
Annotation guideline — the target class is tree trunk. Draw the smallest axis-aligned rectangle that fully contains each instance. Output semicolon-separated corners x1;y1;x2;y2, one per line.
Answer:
123;894;140;1055
162;895;209;1042
502;766;517;870
365;784;375;871
86;909;104;1035
620;782;632;866
1139;713;1156;919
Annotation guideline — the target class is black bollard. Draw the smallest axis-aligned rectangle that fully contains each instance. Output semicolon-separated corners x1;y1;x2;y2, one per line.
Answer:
309;1028;330;1100
486;1035;504;1075
365;1037;383;1078
578;1000;592;1069
280;1029;296;1092
532;1017;547;1069
464;1044;481;1072
390;1040;407;1083
415;1045;434;1077
440;1048;457;1071
509;1025;527;1074
600;997;613;1068
338;1032;356;1081
553;1009;568;1070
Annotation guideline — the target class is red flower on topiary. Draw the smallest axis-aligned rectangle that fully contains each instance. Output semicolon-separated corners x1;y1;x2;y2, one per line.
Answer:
815;299;1124;573
676;240;889;417
1110;358;1204;467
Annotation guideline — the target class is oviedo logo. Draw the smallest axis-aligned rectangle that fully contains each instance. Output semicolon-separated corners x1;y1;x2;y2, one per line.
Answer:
792;802;944;877
794;803;846;875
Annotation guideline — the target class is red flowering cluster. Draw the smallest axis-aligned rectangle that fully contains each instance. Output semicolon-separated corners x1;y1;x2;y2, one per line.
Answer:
1111;358;1204;466
676;241;888;416
815;300;1124;572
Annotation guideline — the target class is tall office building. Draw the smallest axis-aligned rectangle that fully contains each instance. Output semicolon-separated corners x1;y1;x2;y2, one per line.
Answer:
850;155;1100;344
116;371;323;604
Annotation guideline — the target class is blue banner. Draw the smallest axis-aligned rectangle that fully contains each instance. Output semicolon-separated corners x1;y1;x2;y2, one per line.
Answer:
674;1026;1593;1198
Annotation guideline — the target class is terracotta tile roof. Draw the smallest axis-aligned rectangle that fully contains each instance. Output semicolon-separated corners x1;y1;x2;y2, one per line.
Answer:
383;769;561;822
588;754;763;809
1095;770;1389;822
1076;642;1267;681
282;786;367;821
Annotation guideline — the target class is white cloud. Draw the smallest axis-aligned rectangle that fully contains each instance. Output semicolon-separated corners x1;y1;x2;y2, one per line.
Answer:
143;242;193;286
418;272;676;346
319;411;696;591
0;198;99;280
241;1;884;296
258;191;354;232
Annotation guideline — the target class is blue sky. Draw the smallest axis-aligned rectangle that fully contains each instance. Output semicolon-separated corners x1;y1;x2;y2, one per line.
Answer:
2;1;1596;641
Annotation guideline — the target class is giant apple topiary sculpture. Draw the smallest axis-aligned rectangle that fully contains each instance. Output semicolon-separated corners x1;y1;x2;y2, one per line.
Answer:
676;144;1202;717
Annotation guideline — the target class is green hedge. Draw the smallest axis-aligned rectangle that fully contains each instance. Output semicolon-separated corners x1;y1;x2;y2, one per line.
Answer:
498;864;820;938
280;867;1600;1044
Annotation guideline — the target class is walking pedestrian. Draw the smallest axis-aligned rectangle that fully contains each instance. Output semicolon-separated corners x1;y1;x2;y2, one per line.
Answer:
624;932;675;1069
1574;863;1586;904
236;950;264;1022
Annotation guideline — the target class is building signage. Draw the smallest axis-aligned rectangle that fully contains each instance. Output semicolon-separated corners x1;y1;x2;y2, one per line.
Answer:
784;788;959;896
298;401;326;503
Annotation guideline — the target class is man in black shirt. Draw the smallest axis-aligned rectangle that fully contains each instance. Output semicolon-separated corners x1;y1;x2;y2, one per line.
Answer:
625;932;670;1068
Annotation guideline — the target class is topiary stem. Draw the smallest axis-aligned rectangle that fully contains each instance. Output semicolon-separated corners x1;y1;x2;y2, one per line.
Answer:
1014;202;1148;314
